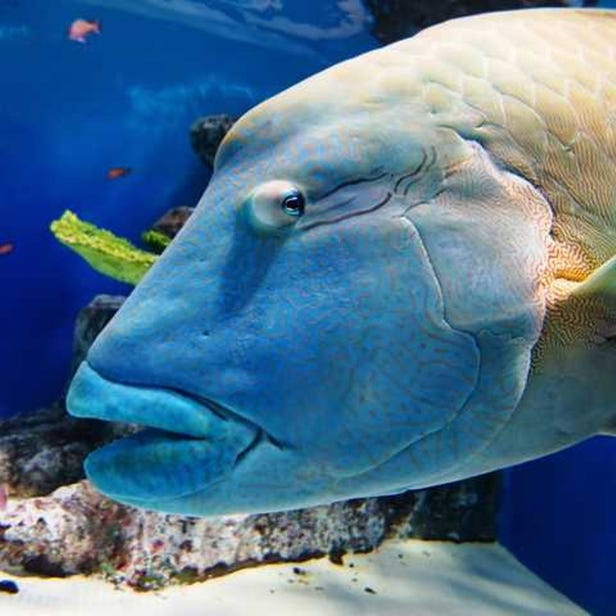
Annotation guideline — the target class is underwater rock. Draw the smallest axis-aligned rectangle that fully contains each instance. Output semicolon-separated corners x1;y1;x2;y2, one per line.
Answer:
0;579;18;594
364;1;574;44
190;114;237;169
150;206;194;239
0;474;498;588
70;294;126;378
0;403;134;499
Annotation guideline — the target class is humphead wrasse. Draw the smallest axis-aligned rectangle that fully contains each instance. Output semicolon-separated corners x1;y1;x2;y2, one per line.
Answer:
67;9;616;515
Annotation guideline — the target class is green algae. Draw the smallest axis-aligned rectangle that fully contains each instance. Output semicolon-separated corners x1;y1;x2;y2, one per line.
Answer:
141;229;172;254
50;210;158;285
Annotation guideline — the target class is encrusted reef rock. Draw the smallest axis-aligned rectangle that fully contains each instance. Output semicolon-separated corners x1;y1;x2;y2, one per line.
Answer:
0;475;498;589
0;406;137;500
364;0;579;44
0;405;107;498
190;114;236;169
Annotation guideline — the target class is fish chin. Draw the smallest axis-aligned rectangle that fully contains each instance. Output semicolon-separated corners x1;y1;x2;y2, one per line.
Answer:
84;428;253;502
67;362;259;504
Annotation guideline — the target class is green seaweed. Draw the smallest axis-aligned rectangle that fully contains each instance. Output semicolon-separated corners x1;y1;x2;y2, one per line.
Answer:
141;229;172;254
50;210;158;285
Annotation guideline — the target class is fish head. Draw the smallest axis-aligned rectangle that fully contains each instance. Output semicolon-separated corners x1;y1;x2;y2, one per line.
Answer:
67;54;550;515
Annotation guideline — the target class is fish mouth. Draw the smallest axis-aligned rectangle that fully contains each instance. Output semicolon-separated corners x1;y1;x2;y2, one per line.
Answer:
67;362;264;502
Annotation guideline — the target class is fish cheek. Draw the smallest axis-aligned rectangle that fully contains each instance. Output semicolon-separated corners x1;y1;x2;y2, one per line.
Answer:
262;215;480;477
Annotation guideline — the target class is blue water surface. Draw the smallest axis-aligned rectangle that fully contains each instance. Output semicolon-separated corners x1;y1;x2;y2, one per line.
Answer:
0;2;614;614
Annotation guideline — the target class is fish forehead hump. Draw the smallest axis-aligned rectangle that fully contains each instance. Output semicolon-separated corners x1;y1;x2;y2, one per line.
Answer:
220;9;616;272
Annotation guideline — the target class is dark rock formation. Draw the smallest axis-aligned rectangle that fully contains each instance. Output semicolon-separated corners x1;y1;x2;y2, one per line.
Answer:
69;294;125;378
0;403;135;498
150;206;194;239
0;474;498;588
189;114;237;169
364;1;581;45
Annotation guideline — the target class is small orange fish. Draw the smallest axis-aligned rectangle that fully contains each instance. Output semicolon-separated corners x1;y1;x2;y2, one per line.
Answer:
68;18;101;44
107;167;132;180
0;242;14;256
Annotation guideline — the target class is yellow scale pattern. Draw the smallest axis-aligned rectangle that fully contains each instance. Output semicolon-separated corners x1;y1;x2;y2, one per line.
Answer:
398;10;616;362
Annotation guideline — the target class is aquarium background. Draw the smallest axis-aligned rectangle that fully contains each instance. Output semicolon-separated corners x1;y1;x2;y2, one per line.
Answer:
0;1;614;614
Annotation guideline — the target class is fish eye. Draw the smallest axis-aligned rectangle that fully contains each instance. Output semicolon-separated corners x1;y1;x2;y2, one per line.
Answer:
245;180;306;232
281;192;305;217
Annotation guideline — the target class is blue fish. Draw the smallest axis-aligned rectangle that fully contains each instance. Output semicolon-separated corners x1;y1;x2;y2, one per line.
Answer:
68;9;616;515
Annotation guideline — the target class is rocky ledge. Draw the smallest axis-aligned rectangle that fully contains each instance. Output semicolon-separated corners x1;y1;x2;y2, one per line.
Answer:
0;474;498;590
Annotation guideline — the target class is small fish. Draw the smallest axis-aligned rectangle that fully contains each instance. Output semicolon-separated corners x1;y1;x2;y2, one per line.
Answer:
68;18;100;44
107;167;132;180
0;484;8;511
0;242;14;256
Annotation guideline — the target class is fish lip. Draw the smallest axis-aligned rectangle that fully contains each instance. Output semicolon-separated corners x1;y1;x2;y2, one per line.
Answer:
67;361;283;448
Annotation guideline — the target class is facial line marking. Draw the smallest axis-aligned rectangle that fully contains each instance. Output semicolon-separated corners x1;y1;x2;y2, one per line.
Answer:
300;193;393;231
318;172;388;201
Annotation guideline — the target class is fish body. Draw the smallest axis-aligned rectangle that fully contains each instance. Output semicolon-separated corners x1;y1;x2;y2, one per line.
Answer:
68;9;616;515
107;167;132;180
0;243;14;256
68;19;100;44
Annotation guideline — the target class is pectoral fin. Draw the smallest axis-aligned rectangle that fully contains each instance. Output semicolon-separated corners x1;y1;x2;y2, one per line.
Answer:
572;254;616;435
572;254;616;304
537;254;616;437
571;254;616;343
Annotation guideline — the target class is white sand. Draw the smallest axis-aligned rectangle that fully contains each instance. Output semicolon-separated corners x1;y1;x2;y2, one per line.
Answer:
0;540;586;615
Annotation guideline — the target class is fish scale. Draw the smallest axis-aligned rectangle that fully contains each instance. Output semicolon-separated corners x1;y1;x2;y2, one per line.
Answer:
404;11;616;273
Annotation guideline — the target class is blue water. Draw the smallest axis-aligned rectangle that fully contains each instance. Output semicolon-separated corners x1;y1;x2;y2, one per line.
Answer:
0;2;614;614
501;437;616;616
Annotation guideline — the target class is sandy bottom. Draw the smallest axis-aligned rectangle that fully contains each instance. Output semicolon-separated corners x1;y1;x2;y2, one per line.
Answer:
0;540;586;615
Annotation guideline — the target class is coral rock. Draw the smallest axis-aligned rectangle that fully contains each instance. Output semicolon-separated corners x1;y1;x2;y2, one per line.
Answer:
70;294;125;378
0;474;498;588
0;404;127;499
190;114;236;169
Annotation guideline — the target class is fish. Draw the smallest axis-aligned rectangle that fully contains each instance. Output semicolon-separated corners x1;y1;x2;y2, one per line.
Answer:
0;242;14;256
106;167;132;180
67;8;616;516
68;18;100;44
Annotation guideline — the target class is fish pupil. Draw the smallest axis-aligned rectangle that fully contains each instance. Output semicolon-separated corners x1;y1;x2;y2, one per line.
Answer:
281;193;305;217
